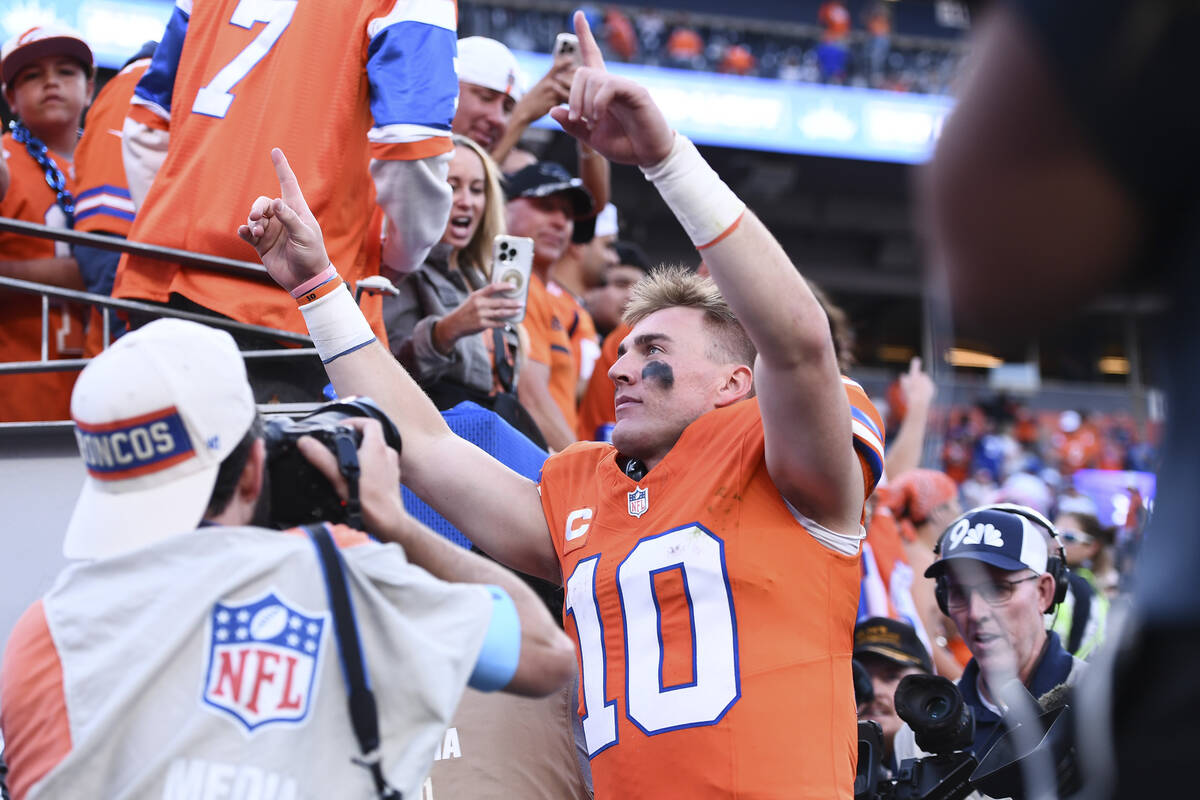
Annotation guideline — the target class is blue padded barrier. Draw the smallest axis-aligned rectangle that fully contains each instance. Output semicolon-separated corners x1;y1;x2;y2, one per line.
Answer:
401;401;549;548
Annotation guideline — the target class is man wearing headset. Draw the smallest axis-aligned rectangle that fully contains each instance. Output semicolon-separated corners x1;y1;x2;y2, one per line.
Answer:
892;504;1087;775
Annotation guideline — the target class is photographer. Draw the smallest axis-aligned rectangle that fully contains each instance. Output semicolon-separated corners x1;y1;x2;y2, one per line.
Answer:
855;617;934;775
0;319;574;800
892;505;1086;797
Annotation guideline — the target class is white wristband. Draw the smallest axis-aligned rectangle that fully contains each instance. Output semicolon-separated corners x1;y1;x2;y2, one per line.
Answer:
299;281;376;364
639;133;746;249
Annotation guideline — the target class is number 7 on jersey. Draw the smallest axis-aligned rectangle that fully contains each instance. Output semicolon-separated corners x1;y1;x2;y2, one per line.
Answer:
192;0;298;118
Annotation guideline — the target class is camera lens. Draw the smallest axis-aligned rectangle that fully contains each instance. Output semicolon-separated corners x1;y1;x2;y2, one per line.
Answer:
924;696;950;720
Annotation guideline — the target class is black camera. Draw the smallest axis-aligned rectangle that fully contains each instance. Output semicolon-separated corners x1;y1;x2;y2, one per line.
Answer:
263;397;402;529
857;675;1079;800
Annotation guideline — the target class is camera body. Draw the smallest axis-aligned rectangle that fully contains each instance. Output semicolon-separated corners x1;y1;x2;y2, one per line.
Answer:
857;675;1079;800
263;397;401;529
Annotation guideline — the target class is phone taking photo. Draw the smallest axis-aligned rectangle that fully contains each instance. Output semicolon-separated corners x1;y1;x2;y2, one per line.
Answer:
491;234;535;324
554;32;581;66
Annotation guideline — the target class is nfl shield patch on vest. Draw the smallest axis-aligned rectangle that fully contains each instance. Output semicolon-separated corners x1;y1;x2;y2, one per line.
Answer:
203;591;327;733
627;486;649;518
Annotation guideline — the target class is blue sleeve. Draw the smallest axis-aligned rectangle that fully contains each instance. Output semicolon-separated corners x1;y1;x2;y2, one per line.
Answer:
366;10;458;131
467;585;522;692
134;1;191;117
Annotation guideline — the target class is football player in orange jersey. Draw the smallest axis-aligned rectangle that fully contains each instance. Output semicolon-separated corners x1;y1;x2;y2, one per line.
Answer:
240;12;884;797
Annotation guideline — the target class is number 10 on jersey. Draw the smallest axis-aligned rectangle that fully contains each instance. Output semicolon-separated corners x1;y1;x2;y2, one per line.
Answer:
565;524;741;756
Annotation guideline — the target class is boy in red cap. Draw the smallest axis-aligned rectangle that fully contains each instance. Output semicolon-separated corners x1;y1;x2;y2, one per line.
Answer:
0;24;95;421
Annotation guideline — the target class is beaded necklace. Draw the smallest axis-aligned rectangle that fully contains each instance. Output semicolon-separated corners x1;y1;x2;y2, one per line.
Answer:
9;119;76;226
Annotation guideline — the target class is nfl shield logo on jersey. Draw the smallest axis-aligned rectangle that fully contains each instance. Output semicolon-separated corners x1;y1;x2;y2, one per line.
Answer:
627;486;649;518
202;591;327;733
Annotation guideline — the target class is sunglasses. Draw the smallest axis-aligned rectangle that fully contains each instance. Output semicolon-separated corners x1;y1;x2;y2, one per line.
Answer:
1058;529;1095;545
944;575;1040;610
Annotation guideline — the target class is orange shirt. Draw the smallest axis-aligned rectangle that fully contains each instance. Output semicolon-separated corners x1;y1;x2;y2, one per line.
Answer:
541;396;882;799
523;273;578;431
74;60;148;237
547;279;598;388
114;0;458;336
0;134;84;421
575;322;626;441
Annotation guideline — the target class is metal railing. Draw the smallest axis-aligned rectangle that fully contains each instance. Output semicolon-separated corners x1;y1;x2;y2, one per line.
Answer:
0;217;399;377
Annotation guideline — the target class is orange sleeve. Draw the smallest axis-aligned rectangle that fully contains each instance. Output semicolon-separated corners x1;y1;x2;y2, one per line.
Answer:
523;279;553;366
1;601;71;800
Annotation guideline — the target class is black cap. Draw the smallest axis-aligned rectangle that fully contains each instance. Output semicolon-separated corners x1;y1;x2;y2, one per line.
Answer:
614;240;650;272
854;617;933;674
503;161;594;218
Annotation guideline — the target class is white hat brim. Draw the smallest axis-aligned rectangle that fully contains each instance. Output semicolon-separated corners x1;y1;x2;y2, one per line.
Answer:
63;463;219;560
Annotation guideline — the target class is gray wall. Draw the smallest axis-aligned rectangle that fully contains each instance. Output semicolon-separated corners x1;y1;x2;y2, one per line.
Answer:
1;424;82;648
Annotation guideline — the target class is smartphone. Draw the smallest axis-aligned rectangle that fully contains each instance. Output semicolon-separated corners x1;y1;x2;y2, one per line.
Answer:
491;235;535;324
554;32;581;66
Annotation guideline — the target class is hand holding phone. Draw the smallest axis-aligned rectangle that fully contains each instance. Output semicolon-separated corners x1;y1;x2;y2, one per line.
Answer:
554;32;582;66
491;235;535;323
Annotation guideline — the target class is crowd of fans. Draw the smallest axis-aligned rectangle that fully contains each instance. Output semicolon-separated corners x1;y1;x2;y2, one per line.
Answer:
458;0;965;94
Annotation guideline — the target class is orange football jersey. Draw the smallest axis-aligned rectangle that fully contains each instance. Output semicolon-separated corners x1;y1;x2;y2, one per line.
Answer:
114;0;458;335
523;273;578;432
547;279;599;387
0;135;84;421
540;393;884;798
74;60;148;237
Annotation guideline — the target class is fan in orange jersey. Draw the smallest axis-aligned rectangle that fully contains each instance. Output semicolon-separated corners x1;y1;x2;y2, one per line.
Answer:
74;41;156;351
0;25;95;422
114;0;459;397
504;160;594;450
239;13;885;797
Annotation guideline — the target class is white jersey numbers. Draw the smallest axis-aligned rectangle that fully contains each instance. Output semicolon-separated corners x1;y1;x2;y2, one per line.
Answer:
565;524;740;757
192;0;298;118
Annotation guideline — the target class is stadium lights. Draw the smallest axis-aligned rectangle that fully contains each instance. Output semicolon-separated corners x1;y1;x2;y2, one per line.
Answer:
1098;356;1130;375
876;345;916;363
944;348;1002;368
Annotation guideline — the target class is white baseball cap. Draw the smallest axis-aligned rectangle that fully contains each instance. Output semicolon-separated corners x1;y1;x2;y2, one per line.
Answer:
457;36;525;101
1;24;94;86
595;203;619;238
64;319;257;560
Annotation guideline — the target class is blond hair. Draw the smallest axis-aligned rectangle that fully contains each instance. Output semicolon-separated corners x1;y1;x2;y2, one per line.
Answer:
623;265;756;367
451;134;507;278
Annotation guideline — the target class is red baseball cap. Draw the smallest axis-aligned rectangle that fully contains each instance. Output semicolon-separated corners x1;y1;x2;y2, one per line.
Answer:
2;24;94;86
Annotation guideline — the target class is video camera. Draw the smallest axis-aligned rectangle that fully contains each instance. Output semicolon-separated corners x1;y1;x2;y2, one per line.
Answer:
856;675;1079;800
262;397;402;530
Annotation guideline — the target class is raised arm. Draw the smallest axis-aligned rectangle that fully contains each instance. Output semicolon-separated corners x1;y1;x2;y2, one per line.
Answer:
300;419;574;697
122;0;188;209
551;12;862;533
238;149;561;584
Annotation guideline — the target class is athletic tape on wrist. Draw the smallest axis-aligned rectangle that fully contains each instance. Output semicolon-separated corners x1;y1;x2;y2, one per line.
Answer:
640;133;746;249
299;281;377;364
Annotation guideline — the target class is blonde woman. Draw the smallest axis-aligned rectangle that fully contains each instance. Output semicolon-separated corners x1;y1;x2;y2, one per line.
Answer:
383;134;545;446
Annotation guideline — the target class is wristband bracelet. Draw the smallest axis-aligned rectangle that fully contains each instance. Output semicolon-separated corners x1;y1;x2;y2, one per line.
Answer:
295;275;345;305
299;278;376;364
639;133;746;249
290;263;338;299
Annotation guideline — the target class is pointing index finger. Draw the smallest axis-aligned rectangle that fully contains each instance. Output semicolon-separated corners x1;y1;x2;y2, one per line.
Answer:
573;10;605;70
270;147;305;208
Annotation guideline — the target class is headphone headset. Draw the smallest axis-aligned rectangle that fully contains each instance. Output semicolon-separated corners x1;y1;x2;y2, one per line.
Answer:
932;503;1070;616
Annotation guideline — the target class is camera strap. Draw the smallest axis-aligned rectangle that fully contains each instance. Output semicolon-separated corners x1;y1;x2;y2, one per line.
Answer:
330;430;365;532
304;523;402;800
